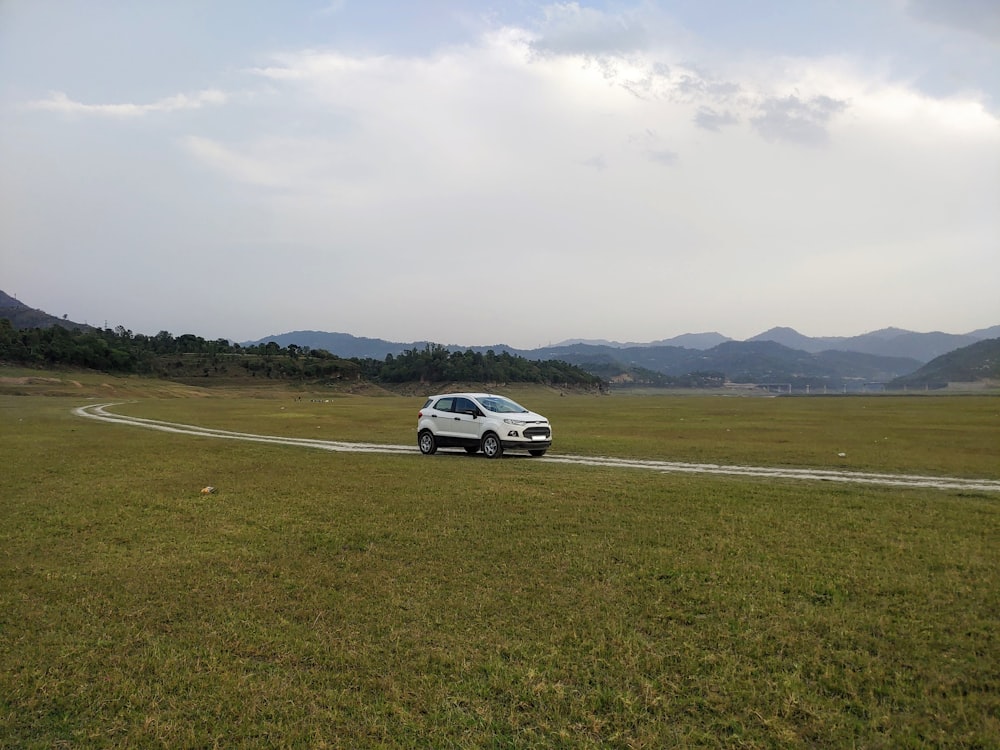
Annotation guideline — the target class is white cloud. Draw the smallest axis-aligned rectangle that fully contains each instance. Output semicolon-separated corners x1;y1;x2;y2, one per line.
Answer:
23;89;227;117
5;2;998;345
195;25;999;246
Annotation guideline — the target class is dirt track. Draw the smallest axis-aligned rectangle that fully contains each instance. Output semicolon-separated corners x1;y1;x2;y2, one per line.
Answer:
74;403;1000;494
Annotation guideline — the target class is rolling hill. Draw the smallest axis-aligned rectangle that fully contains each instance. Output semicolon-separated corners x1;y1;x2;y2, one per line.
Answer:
746;326;988;362
3;288;997;389
0;291;95;332
889;338;1000;389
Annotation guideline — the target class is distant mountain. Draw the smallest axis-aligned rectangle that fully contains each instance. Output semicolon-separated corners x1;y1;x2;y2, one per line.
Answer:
556;326;994;363
0;290;95;332
551;338;633;348
533;342;687;372
240;330;433;359
969;325;1000;339
889;338;1000;389
244;332;917;387
840;329;981;362
222;326;1000;387
653;332;732;349
241;330;528;359
533;340;920;387
749;326;983;363
4;288;997;388
554;332;730;350
748;326;835;352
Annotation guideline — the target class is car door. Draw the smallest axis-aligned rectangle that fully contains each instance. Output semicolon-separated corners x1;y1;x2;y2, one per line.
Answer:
451;396;483;441
429;396;459;438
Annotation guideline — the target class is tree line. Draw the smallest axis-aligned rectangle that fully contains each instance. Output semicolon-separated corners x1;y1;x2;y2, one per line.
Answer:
0;320;603;387
356;344;601;385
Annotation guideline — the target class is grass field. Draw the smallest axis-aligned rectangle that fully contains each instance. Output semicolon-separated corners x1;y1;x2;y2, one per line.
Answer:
1;370;998;747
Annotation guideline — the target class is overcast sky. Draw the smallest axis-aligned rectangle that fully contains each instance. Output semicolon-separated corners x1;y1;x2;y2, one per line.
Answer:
2;0;998;348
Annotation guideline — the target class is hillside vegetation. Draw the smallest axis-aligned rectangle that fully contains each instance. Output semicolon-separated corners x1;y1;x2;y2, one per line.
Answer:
890;337;1000;389
2;283;998;390
0;320;601;388
0;290;95;332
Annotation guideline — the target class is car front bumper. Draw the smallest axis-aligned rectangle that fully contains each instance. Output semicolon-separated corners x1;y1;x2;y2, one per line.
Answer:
501;437;552;451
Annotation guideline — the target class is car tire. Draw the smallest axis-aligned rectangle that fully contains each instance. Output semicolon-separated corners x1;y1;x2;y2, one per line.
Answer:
481;432;503;459
418;430;437;455
464;446;479;455
529;449;546;457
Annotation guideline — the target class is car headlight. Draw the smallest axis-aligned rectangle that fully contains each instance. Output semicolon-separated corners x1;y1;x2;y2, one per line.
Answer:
503;418;527;426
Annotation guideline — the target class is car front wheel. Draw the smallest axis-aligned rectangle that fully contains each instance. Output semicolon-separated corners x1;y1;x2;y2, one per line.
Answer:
418;430;437;455
481;432;503;459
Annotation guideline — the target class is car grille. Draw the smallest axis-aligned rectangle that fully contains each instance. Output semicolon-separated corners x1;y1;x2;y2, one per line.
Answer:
524;426;551;439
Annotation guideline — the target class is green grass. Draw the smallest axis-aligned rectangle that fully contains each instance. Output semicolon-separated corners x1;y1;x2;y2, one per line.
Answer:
114;386;1000;478
1;380;999;748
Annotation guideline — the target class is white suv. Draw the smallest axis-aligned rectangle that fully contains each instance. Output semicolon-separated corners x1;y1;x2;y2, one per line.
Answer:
417;393;552;458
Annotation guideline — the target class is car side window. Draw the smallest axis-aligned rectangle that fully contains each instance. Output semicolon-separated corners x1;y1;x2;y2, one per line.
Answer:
454;397;476;414
435;397;454;412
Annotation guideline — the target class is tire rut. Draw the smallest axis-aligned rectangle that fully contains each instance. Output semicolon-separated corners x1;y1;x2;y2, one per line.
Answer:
74;403;1000;493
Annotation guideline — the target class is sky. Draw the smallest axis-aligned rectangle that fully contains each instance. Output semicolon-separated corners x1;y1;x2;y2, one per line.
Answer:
2;0;998;349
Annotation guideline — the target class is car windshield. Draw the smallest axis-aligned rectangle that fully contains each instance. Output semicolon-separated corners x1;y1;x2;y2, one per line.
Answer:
477;396;528;414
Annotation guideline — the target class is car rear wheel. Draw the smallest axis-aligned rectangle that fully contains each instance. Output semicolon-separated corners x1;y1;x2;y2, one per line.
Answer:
481;432;503;459
418;430;437;455
529;449;546;457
